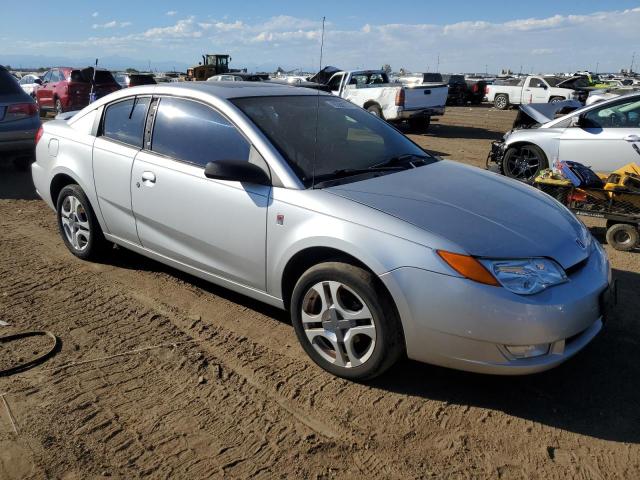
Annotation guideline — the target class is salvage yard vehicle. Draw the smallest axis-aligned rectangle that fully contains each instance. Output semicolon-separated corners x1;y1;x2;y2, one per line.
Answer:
18;74;42;97
321;68;447;130
32;82;612;380
114;72;157;88
486;75;580;110
207;72;270;82
36;67;120;115
488;93;640;180
0;65;41;170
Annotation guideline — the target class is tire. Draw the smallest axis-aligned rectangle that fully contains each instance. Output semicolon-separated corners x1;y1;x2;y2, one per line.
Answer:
366;104;383;118
54;98;63;116
494;94;509;110
408;116;431;133
290;262;404;381
56;184;108;260
502;144;548;181
605;223;639;252
549;96;565;103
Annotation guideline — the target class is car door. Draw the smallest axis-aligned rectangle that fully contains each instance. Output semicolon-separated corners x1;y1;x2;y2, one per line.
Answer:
327;73;345;96
36;71;53;108
93;95;151;244
558;97;640;172
131;96;270;290
523;77;548;104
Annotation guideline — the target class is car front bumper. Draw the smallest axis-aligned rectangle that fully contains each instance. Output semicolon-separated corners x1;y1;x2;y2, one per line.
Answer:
486;139;506;172
379;245;611;375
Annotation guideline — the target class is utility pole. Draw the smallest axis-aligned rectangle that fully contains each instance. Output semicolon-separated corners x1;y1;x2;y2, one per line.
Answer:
436;54;440;72
595;62;599;75
631;52;636;74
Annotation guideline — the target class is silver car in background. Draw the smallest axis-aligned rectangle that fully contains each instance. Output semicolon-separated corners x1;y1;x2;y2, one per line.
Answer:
32;82;611;380
489;92;640;180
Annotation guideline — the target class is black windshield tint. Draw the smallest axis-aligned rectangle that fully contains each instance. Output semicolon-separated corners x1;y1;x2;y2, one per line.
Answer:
232;95;433;187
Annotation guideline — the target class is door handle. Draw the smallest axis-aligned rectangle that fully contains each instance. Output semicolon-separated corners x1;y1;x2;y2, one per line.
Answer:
141;171;156;185
623;134;640;142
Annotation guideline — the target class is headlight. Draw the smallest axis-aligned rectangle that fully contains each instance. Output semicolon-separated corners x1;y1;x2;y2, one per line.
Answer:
480;258;568;295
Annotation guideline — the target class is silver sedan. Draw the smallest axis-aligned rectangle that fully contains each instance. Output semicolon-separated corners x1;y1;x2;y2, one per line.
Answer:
32;82;612;380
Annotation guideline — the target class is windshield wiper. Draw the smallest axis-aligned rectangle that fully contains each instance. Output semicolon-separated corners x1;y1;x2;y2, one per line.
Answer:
372;153;432;169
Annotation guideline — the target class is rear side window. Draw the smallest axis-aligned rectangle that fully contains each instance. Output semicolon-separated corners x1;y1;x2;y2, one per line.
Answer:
0;69;22;94
151;97;250;167
102;97;150;147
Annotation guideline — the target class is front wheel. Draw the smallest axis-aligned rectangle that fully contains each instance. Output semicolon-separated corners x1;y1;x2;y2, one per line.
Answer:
56;184;108;260
502;144;547;181
290;262;404;381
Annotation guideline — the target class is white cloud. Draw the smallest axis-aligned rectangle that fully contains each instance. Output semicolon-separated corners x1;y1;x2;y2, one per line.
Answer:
92;20;131;29
12;8;640;73
91;12;99;18
166;11;177;16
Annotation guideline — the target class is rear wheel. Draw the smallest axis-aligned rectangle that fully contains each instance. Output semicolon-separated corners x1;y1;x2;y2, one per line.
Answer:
549;96;565;103
54;98;63;116
408;116;431;132
56;184;108;260
290;262;404;381
494;94;509;110
366;104;383;118
606;223;639;251
502;144;547;181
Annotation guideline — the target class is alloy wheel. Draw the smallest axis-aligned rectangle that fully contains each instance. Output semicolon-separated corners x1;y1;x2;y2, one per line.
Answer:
300;281;376;368
505;146;541;180
60;195;91;252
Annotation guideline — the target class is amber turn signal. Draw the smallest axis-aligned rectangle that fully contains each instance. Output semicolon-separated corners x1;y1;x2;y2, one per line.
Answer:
437;250;499;286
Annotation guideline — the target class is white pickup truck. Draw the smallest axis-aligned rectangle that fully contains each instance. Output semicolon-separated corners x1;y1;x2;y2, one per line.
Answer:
486;76;579;110
323;69;448;130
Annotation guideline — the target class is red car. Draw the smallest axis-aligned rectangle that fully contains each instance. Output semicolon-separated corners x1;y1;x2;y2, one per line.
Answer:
36;67;120;115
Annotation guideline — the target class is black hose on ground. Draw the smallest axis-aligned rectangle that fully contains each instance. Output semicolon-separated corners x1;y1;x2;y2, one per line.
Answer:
0;331;59;377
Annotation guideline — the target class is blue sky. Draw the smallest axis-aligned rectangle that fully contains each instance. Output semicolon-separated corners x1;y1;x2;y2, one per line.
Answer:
1;1;639;73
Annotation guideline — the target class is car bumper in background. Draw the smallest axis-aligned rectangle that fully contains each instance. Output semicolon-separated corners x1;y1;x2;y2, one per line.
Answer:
0;117;39;154
380;245;610;375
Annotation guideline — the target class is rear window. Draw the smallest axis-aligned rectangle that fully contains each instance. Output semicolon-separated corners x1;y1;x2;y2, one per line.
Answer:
0;69;22;94
69;69;117;84
102;97;150;147
129;75;156;86
423;73;443;83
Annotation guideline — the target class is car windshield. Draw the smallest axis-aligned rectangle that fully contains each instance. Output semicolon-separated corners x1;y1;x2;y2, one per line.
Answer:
232;95;435;188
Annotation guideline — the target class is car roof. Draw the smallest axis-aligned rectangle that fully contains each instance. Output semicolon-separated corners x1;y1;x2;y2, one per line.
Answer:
153;81;323;99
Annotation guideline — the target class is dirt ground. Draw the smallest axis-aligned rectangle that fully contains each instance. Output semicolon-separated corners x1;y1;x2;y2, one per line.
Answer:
1;106;639;479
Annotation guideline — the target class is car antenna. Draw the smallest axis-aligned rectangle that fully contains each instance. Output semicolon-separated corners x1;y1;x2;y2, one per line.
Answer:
311;16;326;189
89;58;98;104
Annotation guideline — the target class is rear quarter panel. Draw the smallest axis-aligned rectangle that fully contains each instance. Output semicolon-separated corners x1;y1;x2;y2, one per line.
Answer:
33;119;107;232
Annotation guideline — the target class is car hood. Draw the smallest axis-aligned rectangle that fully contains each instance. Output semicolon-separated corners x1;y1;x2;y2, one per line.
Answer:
326;161;590;269
519;100;582;125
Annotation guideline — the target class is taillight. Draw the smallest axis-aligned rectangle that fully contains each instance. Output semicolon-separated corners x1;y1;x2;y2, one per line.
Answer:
6;103;39;120
35;126;44;145
395;88;405;107
471;84;478;93
485;85;490;94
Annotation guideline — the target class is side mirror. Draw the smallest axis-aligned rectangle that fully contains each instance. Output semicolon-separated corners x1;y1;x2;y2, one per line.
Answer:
34;78;43;85
204;160;270;185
